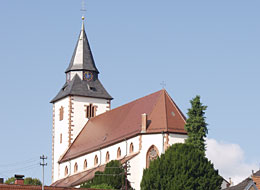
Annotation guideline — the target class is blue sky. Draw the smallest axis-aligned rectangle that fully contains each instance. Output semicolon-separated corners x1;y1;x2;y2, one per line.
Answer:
0;0;259;185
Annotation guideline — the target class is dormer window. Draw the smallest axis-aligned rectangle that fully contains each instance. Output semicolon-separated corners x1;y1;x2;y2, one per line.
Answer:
85;104;97;119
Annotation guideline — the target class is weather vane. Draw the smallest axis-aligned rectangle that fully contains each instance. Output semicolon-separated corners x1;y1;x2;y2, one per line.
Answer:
81;0;87;20
160;81;166;89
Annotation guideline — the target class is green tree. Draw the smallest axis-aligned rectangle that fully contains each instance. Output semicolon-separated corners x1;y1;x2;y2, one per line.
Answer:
185;95;208;154
24;177;42;186
5;177;15;184
5;177;41;186
141;143;222;190
81;160;132;189
89;183;114;189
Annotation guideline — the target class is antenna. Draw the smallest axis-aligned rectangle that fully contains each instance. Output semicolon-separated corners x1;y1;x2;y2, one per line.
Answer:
81;0;87;19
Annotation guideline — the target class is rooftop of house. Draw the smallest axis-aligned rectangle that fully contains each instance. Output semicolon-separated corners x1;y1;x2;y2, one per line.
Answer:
224;178;258;190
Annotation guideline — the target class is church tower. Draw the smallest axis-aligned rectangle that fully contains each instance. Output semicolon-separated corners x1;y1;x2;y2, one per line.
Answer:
51;17;113;182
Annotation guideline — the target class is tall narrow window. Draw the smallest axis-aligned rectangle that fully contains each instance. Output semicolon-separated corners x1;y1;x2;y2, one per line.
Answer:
94;155;98;166
85;104;97;119
129;143;134;153
60;133;62;144
84;159;87;170
59;106;64;121
74;162;78;173
117;147;121;158
64;166;68;176
106;151;110;162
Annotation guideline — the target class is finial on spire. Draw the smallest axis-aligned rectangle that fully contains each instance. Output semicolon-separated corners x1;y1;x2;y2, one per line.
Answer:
81;0;86;20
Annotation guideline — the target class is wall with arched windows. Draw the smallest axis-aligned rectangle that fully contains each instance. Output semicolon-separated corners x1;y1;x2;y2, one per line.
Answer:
58;132;187;190
59;135;140;179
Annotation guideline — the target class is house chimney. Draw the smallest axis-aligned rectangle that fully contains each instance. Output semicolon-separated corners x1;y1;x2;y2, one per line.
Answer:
141;113;147;133
14;174;24;185
0;178;3;184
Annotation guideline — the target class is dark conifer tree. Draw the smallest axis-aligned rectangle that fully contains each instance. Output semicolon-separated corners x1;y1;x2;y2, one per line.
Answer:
185;95;208;154
141;143;222;190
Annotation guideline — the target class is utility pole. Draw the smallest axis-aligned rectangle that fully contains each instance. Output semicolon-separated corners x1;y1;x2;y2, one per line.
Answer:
40;155;47;190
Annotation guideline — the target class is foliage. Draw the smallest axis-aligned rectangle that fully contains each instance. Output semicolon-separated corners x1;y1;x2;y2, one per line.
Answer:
24;177;42;186
5;177;41;186
141;143;222;190
185;95;208;154
81;160;132;189
5;177;15;184
89;183;114;189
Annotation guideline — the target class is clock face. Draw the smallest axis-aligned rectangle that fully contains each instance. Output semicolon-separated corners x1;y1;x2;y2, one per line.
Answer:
83;71;93;81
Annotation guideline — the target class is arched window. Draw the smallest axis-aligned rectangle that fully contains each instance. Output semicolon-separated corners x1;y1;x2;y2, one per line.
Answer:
84;159;87;170
117;147;121;158
74;162;78;173
146;145;159;168
129;143;134;153
106;151;110;162
85;104;97;118
64;166;68;176
94;155;98;166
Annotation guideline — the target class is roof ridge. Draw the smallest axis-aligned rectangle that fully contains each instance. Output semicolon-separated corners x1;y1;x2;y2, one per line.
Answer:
89;90;164;122
163;90;169;132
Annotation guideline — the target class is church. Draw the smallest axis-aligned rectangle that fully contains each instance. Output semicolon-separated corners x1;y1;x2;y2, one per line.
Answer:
50;17;187;190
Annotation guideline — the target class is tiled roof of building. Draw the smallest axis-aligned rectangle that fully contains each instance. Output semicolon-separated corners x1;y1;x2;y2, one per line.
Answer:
52;152;138;187
224;178;257;190
254;170;260;177
51;74;112;103
60;89;186;163
253;170;260;189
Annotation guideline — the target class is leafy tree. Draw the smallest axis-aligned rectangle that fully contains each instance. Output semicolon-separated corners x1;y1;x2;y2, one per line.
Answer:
81;160;132;189
141;143;222;190
24;177;42;186
5;177;15;184
5;177;41;186
185;95;208;154
89;183;114;189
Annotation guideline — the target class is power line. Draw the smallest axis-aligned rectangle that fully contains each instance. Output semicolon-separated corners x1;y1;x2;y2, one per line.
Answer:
0;157;38;167
0;163;39;173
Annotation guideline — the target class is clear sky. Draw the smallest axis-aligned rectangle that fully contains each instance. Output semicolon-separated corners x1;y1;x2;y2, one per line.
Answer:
0;0;259;186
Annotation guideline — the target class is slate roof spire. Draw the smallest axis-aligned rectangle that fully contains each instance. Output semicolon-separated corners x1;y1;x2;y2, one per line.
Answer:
65;17;99;73
51;18;112;103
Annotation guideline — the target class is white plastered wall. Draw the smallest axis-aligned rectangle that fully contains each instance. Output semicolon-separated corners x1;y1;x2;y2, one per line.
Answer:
57;132;187;190
53;97;70;182
71;96;110;142
168;133;187;144
53;96;110;183
70;71;83;80
59;136;140;179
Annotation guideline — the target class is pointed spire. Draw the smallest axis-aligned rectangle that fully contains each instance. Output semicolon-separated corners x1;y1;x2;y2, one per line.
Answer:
65;19;99;73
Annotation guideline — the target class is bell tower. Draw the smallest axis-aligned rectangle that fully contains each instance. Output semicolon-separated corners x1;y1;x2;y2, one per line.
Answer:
51;17;112;182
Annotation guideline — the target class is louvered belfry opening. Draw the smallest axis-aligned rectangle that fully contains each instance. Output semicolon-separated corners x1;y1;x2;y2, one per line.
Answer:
85;104;96;118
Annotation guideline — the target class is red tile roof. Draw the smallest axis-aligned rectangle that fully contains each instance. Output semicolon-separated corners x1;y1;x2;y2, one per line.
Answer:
60;89;186;163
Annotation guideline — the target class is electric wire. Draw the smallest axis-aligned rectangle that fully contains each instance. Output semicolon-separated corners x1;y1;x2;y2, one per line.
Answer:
0;157;39;167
